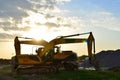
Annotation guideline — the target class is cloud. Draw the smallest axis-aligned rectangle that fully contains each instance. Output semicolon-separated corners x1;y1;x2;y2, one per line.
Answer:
0;0;73;39
27;0;70;12
45;22;59;27
2;0;119;40
0;0;32;18
0;33;13;39
0;0;33;39
82;11;120;31
1;26;30;32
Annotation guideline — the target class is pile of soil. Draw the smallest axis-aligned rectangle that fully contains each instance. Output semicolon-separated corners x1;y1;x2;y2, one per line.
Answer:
96;49;120;68
81;49;120;70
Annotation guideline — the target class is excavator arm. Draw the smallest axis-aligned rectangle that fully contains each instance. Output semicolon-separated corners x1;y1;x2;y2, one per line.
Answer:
39;32;95;63
14;36;48;55
39;38;87;57
87;32;95;63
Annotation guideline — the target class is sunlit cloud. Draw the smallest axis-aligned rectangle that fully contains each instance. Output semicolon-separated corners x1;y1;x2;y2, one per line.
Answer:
0;0;32;39
27;0;70;12
0;0;73;39
82;11;120;31
0;0;120;40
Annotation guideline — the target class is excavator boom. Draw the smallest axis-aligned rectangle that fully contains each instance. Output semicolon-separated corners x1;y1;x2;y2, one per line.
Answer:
39;32;95;64
14;36;48;55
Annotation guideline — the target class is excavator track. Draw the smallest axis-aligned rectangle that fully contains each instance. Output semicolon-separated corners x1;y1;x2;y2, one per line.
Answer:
16;66;57;74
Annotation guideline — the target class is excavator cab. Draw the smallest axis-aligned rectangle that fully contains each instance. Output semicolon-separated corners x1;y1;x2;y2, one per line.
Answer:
36;47;43;55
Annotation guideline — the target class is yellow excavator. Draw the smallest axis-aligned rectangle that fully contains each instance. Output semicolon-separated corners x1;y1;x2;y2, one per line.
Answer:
11;32;99;74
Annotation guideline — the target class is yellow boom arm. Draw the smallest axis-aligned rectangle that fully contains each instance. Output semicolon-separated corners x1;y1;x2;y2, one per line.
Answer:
39;32;95;63
14;37;48;55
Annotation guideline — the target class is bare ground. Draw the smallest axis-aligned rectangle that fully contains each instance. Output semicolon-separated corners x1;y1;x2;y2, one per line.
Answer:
0;65;52;80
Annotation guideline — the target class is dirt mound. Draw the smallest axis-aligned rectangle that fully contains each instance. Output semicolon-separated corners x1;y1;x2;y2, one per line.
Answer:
96;49;120;68
80;49;120;70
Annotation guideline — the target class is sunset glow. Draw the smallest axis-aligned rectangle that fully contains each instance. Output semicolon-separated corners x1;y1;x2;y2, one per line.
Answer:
24;26;59;41
0;0;120;59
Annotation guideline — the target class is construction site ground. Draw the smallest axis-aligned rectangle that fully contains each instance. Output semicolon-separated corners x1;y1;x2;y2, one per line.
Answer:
0;64;51;80
0;64;120;80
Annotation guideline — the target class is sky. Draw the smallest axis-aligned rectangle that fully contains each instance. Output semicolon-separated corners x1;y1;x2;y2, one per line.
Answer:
0;0;120;59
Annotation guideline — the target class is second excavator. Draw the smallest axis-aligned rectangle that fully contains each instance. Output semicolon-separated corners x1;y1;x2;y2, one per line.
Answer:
11;32;99;74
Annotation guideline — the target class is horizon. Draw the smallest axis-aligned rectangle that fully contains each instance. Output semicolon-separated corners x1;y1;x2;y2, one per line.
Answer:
0;0;120;59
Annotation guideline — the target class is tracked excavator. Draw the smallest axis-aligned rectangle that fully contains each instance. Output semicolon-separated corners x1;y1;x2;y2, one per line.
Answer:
11;32;99;74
